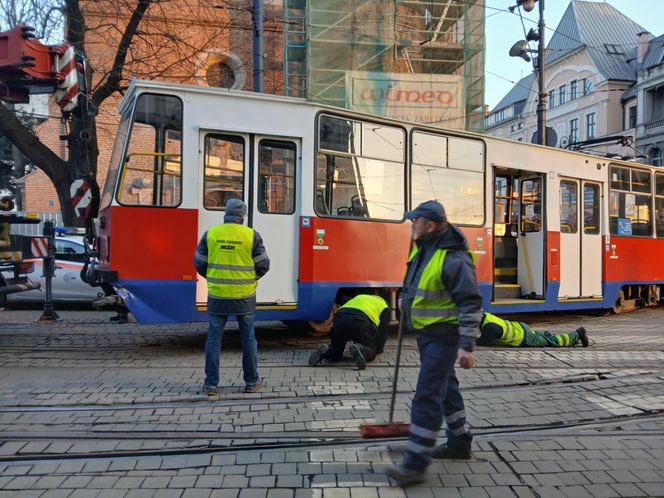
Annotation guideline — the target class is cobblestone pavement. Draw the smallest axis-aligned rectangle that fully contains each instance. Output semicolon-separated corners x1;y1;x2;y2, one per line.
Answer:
1;307;664;497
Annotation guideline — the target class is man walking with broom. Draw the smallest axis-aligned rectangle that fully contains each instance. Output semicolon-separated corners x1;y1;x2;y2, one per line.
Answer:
386;200;483;486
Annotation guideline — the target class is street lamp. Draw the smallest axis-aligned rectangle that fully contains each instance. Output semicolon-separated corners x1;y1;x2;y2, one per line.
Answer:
508;0;547;146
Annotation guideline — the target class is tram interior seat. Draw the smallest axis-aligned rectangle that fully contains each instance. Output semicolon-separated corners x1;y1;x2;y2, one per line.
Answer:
351;195;367;217
316;189;329;214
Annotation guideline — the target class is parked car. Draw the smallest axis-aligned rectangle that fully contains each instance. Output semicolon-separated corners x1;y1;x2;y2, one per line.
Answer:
7;234;103;304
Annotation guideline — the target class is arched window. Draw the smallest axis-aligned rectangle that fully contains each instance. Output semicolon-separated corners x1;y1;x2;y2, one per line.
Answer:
200;52;246;90
651;148;663;167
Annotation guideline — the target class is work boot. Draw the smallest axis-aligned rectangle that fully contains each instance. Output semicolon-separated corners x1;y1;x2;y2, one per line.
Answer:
349;343;366;370
245;378;265;393
431;442;472;460
386;464;426;486
577;327;589;347
308;345;329;367
110;311;128;324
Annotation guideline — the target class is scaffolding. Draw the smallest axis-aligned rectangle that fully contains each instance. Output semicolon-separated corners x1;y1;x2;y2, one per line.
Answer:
284;0;485;131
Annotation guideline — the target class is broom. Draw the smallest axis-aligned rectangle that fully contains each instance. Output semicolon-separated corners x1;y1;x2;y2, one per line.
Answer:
359;238;413;439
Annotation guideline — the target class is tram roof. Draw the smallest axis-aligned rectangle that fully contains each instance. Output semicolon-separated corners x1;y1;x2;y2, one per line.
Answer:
122;79;653;172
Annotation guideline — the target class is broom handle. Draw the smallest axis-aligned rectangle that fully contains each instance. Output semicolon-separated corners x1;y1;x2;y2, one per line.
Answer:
388;304;406;423
388;234;415;423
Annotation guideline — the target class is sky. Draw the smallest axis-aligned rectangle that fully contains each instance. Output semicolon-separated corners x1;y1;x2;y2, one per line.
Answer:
484;0;661;110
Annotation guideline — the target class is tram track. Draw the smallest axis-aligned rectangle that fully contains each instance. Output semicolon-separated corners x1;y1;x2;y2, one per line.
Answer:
2;410;664;463
0;369;660;412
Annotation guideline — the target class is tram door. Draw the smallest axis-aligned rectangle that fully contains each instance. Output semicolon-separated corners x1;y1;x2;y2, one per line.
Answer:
518;176;546;297
195;131;299;306
250;136;299;305
558;179;602;298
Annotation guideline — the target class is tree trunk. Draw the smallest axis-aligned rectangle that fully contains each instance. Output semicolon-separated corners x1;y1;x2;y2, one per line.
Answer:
0;103;79;225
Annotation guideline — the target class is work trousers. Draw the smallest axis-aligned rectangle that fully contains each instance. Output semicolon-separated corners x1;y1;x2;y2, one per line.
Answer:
404;333;472;471
323;311;380;363
521;323;580;347
204;313;259;389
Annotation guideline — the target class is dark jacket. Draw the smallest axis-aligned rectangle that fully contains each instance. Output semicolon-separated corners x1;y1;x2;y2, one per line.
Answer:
193;214;270;315
402;223;482;352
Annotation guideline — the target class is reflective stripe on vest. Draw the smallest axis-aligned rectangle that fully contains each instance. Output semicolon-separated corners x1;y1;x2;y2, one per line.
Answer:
206;223;256;299
481;312;525;346
409;247;460;330
341;295;388;327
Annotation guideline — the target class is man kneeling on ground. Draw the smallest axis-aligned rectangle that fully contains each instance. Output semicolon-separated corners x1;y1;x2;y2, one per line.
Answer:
309;294;389;370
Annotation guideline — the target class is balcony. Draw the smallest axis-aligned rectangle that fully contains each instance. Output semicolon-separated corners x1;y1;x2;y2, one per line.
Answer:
639;118;664;138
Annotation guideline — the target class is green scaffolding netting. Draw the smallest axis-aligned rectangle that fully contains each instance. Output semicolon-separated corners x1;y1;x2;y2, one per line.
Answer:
284;0;485;132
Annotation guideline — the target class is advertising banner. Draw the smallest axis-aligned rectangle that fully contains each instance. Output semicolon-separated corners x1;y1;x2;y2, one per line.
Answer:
346;71;465;129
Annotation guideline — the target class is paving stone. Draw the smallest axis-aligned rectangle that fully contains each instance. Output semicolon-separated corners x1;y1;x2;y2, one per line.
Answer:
195;475;225;488
5;476;40;490
238;490;268;498
609;483;650;497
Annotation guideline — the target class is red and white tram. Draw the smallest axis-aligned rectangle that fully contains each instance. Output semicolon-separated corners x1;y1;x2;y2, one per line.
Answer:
93;79;662;324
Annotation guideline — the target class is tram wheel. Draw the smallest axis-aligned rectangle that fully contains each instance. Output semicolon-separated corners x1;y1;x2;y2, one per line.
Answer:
612;289;637;314
613;290;625;314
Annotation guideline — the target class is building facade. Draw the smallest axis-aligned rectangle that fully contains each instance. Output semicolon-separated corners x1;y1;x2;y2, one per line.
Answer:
24;0;285;213
285;0;486;131
485;1;645;160
635;34;664;166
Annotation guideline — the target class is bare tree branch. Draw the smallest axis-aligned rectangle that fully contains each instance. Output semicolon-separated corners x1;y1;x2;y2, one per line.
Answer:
90;0;153;107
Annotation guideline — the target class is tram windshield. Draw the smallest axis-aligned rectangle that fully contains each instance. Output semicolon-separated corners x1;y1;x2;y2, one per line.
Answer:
113;93;183;207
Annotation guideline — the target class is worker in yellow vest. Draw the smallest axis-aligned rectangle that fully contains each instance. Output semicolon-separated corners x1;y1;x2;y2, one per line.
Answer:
194;198;270;395
309;294;390;370
387;200;482;486
478;312;589;348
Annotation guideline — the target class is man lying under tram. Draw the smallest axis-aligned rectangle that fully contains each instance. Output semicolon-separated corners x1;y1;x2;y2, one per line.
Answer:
478;312;589;348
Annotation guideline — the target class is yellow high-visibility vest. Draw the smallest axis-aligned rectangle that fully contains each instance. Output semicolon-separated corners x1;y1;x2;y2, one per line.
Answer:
408;247;460;330
341;295;388;327
206;223;256;299
482;312;525;346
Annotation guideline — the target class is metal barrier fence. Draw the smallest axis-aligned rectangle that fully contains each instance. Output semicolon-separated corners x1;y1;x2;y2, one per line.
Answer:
9;212;64;236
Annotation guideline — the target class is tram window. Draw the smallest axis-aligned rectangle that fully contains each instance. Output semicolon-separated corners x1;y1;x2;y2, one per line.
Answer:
520;178;542;233
411;132;484;226
116;94;182;207
656;173;664;196
609;166;653;236
319;115;361;154
494;176;510;237
583;184;600;235
364;125;404;162
315;153;404;221
448;137;484;172
102;111;131;209
203;134;244;210
316;116;405;221
632;170;651;193
560;180;578;233
656;198;664;238
655;173;664;238
610;167;630;191
258;140;296;214
412;132;446;167
609;192;652;236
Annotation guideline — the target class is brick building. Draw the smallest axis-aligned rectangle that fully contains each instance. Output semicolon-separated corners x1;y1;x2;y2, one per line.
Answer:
25;0;285;213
